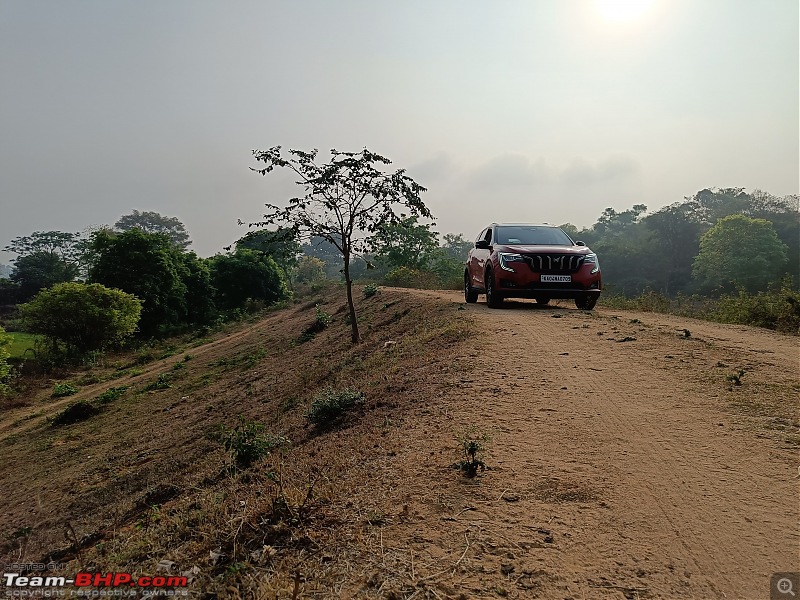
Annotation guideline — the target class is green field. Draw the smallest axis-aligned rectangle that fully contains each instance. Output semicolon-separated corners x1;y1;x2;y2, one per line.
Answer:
6;332;38;359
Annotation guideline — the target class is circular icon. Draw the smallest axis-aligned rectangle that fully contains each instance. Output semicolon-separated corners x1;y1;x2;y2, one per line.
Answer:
778;578;796;596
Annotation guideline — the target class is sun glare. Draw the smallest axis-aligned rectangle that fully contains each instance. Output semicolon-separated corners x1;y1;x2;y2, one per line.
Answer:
594;0;655;24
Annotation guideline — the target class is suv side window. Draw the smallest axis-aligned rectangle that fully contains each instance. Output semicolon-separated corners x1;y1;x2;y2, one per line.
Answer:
476;229;487;245
483;228;493;244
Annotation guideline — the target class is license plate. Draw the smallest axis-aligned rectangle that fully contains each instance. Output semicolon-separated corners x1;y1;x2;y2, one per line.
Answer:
541;275;571;283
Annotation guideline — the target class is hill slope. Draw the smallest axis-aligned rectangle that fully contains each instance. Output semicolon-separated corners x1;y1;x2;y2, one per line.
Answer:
1;288;797;599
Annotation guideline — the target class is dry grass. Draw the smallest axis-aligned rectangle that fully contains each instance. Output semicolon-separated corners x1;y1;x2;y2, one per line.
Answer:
0;286;476;597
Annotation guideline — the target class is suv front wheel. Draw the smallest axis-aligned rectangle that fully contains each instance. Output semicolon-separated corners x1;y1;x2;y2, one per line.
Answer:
464;272;478;303
575;294;598;310
486;270;504;308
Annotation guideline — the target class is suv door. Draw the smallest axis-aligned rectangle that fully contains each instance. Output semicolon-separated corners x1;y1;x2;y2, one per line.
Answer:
469;227;492;288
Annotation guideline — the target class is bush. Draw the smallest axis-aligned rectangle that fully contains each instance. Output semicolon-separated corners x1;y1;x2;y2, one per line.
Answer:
20;282;142;356
96;386;128;404
51;383;79;398
305;387;365;427
218;417;290;469
712;281;800;333
52;400;98;426
362;283;379;298
383;266;441;289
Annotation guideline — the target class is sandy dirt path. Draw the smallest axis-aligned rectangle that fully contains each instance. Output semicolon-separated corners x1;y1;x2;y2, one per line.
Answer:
362;290;798;599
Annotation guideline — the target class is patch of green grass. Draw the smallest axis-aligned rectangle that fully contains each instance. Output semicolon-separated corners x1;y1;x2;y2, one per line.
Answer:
6;332;38;359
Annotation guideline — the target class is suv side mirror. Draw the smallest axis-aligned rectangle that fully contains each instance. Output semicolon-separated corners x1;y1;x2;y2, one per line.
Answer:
475;240;490;250
575;240;586;246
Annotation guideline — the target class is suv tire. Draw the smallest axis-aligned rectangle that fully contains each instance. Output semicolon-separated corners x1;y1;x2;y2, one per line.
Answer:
464;272;479;303
575;294;598;310
486;270;504;308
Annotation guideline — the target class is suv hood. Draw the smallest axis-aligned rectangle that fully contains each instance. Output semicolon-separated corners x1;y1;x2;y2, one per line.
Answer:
494;244;592;255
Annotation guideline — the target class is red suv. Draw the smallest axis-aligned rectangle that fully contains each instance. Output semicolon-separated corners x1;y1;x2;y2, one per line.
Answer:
465;223;602;309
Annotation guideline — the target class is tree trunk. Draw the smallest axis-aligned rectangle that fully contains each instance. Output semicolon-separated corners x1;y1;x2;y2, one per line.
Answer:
342;253;360;344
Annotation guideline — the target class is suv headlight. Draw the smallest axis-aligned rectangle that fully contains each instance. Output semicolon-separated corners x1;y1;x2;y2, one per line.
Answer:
499;252;525;271
584;253;600;274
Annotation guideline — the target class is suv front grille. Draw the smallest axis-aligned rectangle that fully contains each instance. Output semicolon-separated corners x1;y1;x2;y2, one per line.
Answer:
524;254;585;273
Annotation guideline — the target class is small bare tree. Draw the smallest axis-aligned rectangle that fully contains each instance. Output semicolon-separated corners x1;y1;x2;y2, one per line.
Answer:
250;147;430;343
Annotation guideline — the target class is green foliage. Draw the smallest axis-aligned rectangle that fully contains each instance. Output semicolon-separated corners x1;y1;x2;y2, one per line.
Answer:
693;214;789;293
51;383;79;397
362;283;379;298
20;282;142;355
96;386;128;404
89;229;190;337
52;400;98;426
217;417;290;469
314;304;332;328
455;426;491;478
711;280;800;333
210;249;290;312
251;146;431;344
114;210;192;249
372;215;439;270
9;252;79;301
305;387;365;427
144;374;172;391
294;255;327;284
0;327;11;395
383;266;441;289
235;227;300;277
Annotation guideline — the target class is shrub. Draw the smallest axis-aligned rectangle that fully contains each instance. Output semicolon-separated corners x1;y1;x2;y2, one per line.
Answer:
712;282;800;333
363;283;379;298
383;266;441;289
20;282;142;356
455;426;491;478
96;386;128;404
218;417;290;469
51;383;79;398
305;387;365;427
52;400;98;425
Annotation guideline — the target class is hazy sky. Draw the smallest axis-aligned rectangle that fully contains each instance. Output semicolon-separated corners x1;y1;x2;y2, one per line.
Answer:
1;0;797;261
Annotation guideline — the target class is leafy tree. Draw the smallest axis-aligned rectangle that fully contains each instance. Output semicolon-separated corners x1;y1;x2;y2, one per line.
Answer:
440;233;474;262
301;236;344;279
210;249;290;311
20;282;141;355
89;229;189;337
182;254;217;325
0;326;11;394
251;147;430;343
115;210;192;249
692;214;789;293
234;227;301;279
643;202;707;295
372;215;438;270
295;255;327;283
4;231;87;299
4;230;82;261
10;252;79;300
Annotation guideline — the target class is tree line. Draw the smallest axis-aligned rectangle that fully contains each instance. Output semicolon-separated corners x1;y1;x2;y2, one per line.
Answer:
1;154;796;369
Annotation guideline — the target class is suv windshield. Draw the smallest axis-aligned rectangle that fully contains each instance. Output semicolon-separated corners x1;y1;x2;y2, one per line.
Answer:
495;226;573;246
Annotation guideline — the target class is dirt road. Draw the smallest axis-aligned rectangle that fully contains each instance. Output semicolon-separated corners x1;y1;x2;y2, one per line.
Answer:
360;290;798;599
